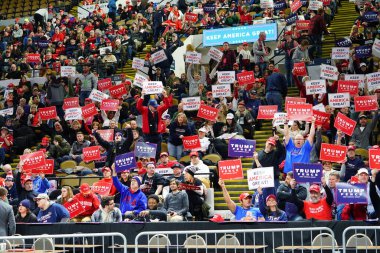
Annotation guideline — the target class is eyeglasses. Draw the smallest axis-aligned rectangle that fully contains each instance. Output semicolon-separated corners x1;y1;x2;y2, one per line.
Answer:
108;202;115;206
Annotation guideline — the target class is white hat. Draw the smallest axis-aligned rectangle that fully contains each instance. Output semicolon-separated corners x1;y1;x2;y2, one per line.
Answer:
198;127;208;133
357;168;369;175
226;113;235;120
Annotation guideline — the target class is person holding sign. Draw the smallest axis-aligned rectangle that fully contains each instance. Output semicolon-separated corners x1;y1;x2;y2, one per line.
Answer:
168;113;192;160
218;179;264;221
257;186;287;221
35;193;70;223
187;63;206;97
71;183;100;222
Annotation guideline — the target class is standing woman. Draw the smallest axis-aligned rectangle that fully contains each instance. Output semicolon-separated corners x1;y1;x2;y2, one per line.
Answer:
168;113;192;160
56;186;74;205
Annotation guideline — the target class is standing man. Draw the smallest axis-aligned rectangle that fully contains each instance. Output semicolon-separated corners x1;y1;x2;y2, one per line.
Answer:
107;0;117;21
277;31;298;87
252;32;269;73
265;70;287;112
34;8;48;32
308;8;329;60
76;64;97;106
0;187;16;236
219;42;236;71
351;112;379;149
153;5;164;43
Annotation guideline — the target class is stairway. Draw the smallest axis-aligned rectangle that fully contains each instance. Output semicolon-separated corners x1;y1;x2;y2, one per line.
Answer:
322;0;357;58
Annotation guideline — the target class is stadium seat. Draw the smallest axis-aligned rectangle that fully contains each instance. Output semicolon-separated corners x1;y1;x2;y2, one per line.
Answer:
312;233;338;247
60;175;80;188
346;233;373;247
217;234;240;246
355;148;368;160
60;160;77;170
80;174;100;186
148;234;171;246
179;155;190;164
161;142;168;153
203;154;222;164
78;161;95;170
183;235;206;246
33;238;54;251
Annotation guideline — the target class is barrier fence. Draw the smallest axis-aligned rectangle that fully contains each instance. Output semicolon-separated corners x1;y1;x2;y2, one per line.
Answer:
343;226;380;253
0;232;127;253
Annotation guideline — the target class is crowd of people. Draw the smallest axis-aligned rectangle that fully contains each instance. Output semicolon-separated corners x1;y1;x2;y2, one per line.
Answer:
0;0;379;239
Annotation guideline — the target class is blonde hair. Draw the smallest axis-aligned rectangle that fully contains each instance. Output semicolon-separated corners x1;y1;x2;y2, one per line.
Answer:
176;112;188;125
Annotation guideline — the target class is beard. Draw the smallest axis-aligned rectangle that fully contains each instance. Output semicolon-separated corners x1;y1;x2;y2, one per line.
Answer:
310;196;319;204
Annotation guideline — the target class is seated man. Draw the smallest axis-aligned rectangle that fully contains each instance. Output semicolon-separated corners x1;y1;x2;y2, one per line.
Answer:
72;183;100;222
91;196;122;222
141;162;164;196
163;178;189;222
156;152;177;168
62;132;91;164
35;193;70;223
189;151;210;187
219;179;264;221
138;194;167;221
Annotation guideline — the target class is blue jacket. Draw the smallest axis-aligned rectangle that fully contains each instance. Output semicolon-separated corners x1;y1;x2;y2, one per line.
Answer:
33;176;51;194
37;203;70;223
112;176;147;214
243;91;261;119
168;122;192;146
108;0;117;13
265;72;288;97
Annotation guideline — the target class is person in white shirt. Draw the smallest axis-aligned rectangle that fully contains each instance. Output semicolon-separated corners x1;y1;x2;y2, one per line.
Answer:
189;151;210;187
34;8;48;31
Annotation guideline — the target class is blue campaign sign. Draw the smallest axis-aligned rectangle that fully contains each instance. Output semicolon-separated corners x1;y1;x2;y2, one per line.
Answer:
228;139;256;158
203;23;278;46
292;163;323;183
115;152;136;172
355;45;372;58
336;183;367;204
134;142;157;158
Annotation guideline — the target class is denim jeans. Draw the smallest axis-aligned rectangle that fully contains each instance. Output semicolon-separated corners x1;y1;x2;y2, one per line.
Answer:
309;34;323;59
80;91;91;106
285;57;294;87
168;142;184;160
266;92;283;112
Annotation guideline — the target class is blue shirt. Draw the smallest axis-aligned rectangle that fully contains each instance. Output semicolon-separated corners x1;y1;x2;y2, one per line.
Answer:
33;176;51;194
284;138;312;173
234;205;263;220
37;203;70;223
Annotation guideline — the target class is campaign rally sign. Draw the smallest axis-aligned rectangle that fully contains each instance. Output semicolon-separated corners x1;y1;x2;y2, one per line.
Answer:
345;74;365;88
237;71;255;86
132;57;145;70
81;103;98;119
247;167;274;190
313;103;325;112
97;78;113;91
182;96;201;111
197;104;219;121
308;0;323;10
217;71;235;84
32;159;54;174
62;97;79;110
260;0;274;8
273;112;287;127
322;0;331;6
143;81;164;95
320;143;348;162
334;112;357;136
60;66;76;77
39;106;57;120
97;129;114;142
151;50;167;64
293;62;308;76
64;108;82;121
185;12;198;22
320;64;339;80
83;146;101;162
287;104;313;121
21;151;46;170
313;110;330;126
179;183;201;191
212;84;231;97
228;138;256;157
366;72;380;92
135;142;157;158
285;97;306;111
185;52;202;64
0;108;13;117
133;72;149;88
337;80;359;95
91;181;112;196
182;135;201;150
109;83;127;99
305;80;326;95
336;37;352;47
257;105;278;119
293;163;323;183
89;89;109;102
155;168;173;175
63;199;85;219
296;20;311;31
218;159;243;180
328;93;350;108
369;148;380;169
354;95;378;112
202;23;277;46
363;11;379;22
331;47;350;59
372;38;380;58
26;53;41;63
290;0;302;12
336;183;367;204
274;1;286;10
285;13;298;26
99;46;112;55
355;45;372;58
208;47;223;62
100;99;119;111
115;152;136;172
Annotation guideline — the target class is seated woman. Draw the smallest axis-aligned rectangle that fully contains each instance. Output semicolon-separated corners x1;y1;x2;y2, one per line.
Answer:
257;186;287;221
56;186;73;205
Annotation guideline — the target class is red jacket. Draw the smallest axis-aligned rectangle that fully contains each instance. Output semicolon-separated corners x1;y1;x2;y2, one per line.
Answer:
73;193;100;217
136;96;172;134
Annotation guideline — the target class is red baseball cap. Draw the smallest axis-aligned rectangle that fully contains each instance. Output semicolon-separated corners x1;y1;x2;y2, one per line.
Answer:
348;145;356;151
209;214;225;222
267;137;276;146
102;167;111;173
189;151;198;157
239;192;252;201
160;152;169;157
309;184;320;193
242;42;248;46
266;194;277;202
80;183;91;194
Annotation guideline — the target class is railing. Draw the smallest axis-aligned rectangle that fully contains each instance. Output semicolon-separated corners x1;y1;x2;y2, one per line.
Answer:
342;226;380;253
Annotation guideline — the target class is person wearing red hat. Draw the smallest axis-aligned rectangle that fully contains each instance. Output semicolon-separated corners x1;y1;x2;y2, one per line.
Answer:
257;186;287;221
156;152;177;168
237;42;253;70
72;183;100;222
96;167;118;196
0;127;13;166
15;176;38;212
277;30;298;87
309;8;329;60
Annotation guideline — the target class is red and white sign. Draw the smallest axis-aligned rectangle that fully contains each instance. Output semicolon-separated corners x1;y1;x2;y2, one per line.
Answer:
285;97;306;111
81;103;98;119
32;159;54;174
39;106;57;120
237;71;255;86
83;146;101;162
64;108;82;121
345;74;365;87
354;95;378;111
63;199;85;219
109;83;127;99
143;81;164;95
287;104;313;121
26;53;41;63
322;0;331;5
132;57;145;70
218;159;243;180
372;38;380;58
151;50;167;64
212;84;231;97
273;112;287;126
331;47;350;60
97;78;113;91
182;96;201;111
369;148;380;169
63;97;79;110
182;135;201;150
155;167;173;174
185;12;198;22
185;52;202;64
208;47;223;62
296;20;311;31
197;104;219;121
309;0;323;10
366;72;380;92
20;151;46;170
91;181;112;196
320;143;348;163
133;71;149;88
337;80;359;95
334;112;356;136
60;66;76;77
257;105;278;119
313;110;330;126
179;183;201;191
217;71;235;84
97;129;114;142
320;64;339;80
305;79;326;95
89;89;109;102
100;99;119;111
328;93;350;108
293;62;308;76
247;167;274;190
291;0;302;12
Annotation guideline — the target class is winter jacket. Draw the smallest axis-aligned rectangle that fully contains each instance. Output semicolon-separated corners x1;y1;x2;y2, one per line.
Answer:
168;122;192;146
112;176;147;214
73;193;100;217
47;82;65;106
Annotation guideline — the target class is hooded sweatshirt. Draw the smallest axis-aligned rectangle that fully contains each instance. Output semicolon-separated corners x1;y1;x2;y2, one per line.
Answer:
112;176;147;214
